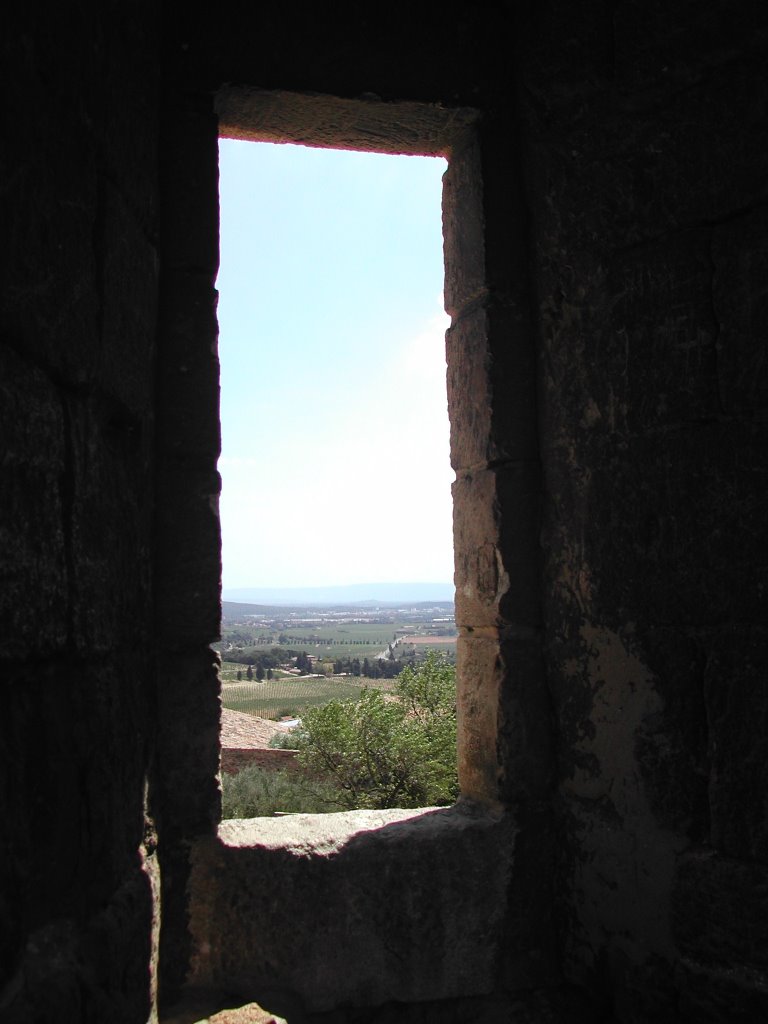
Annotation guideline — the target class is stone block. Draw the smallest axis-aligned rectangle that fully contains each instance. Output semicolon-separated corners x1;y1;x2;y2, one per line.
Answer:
2;660;151;923
550;421;768;630
160;106;220;273
442;136;485;319
1;147;101;384
66;392;154;655
446;302;538;472
704;626;768;862
93;10;160;222
607;231;720;435
452;464;541;629
100;182;159;419
712;207;768;416
2;859;157;1024
457;630;550;807
456;634;502;803
155;651;222;838
476;120;534;312
673;851;768;972
154;463;222;650
0;347;68;660
676;957;768;1023
157;269;221;461
188;806;515;1013
634;703;710;842
495;627;552;808
2;137;157;413
521;45;768;256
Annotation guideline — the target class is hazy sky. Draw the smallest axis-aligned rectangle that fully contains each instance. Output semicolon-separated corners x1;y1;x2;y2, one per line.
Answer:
217;140;452;590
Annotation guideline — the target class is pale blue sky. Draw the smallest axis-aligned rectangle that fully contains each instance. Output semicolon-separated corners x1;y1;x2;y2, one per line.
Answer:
217;140;452;590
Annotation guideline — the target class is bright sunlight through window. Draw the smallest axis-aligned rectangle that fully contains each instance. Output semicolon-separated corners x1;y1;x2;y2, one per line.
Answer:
216;141;452;602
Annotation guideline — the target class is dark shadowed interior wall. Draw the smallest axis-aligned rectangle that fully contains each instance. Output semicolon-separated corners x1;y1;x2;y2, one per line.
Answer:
2;4;767;1023
2;5;160;1022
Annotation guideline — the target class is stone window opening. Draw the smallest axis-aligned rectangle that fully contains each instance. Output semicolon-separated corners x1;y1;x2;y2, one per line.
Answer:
215;133;452;803
158;88;550;1016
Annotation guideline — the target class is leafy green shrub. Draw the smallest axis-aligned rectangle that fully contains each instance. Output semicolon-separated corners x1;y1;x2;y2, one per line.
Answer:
268;730;299;749
294;652;457;810
221;765;345;818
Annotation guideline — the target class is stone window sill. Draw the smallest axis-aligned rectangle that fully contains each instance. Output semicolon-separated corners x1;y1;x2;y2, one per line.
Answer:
187;803;514;1013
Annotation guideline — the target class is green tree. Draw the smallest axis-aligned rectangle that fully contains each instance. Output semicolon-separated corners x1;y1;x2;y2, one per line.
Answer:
246;664;253;681
294;653;457;810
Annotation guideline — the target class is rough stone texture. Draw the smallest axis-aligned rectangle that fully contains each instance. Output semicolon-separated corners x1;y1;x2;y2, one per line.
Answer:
4;4;768;1023
164;986;595;1024
705;626;768;862
673;852;768;974
162;993;287;1024
1;5;160;1022
446;303;538;473
187;806;515;1014
152;87;224;1009
523;2;768;1017
218;88;478;157
452;466;541;630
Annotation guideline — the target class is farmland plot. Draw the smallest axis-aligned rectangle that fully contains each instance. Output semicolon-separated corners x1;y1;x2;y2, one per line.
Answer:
221;673;397;720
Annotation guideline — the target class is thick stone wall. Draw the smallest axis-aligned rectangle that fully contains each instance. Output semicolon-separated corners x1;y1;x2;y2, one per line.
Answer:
3;3;768;1023
1;5;161;1022
517;3;768;1018
161;3;768;1020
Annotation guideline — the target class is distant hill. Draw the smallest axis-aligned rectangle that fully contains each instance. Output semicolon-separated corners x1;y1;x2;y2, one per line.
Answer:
221;599;454;619
221;582;455;606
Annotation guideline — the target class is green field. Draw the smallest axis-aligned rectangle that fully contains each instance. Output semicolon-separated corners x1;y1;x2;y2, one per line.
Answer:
221;620;440;659
220;668;398;720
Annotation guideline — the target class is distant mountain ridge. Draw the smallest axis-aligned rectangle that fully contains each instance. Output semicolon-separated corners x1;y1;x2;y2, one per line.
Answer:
221;582;455;605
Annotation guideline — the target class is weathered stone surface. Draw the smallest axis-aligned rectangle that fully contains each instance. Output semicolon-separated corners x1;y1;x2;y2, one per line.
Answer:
542;421;768;631
0;347;68;660
457;630;550;807
674;851;768;972
207;1005;286;1024
446;302;538;472
456;633;503;802
704;626;768;863
606;231;720;435
218;87;477;158
154;463;222;650
188;806;515;1013
99;180;159;419
546;621;689;1000
630;627;709;842
66;392;153;655
676;957;768;1023
162;991;291;1024
156;269;221;461
5;4;768;1023
712;207;768;415
453;465;541;630
155;651;222;838
442;134;485;319
160;107;221;274
328;985;597;1024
